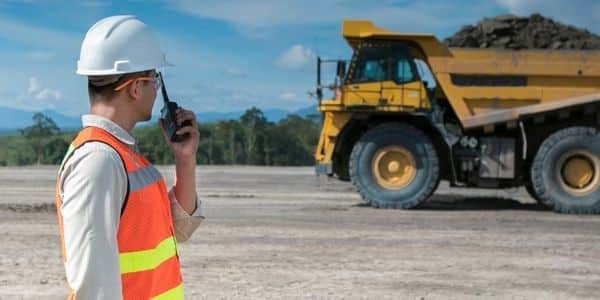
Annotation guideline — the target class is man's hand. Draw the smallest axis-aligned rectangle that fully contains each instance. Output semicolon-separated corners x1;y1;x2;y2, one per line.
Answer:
159;107;200;214
159;108;199;164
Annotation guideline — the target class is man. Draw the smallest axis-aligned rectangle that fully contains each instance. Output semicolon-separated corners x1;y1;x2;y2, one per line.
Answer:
55;15;203;299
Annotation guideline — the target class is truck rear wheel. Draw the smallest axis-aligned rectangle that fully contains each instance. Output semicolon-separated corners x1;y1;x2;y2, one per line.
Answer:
525;183;551;209
531;127;600;214
349;123;439;208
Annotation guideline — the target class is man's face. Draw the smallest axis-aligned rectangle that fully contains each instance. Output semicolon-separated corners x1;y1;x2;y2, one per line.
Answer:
137;71;159;122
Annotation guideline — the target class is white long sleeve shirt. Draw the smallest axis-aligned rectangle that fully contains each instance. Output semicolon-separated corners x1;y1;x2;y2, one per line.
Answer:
57;115;204;299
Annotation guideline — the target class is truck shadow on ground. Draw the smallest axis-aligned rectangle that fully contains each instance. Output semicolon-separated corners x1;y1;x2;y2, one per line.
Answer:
354;195;547;211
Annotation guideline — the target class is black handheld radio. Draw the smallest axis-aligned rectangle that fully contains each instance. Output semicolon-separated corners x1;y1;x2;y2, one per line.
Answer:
159;72;190;142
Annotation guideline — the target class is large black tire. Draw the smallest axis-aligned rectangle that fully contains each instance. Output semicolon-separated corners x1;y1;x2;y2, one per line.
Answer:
531;127;600;214
349;123;439;209
525;183;551;209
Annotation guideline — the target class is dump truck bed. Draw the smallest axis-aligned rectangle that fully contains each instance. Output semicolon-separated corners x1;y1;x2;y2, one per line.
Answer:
430;48;600;129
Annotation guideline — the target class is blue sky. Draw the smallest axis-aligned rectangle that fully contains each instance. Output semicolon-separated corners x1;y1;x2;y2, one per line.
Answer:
0;0;598;116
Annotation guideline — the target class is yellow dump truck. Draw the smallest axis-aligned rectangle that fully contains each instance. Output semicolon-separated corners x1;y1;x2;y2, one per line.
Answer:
314;20;600;213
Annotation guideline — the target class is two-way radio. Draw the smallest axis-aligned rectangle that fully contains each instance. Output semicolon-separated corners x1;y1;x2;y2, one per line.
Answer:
159;72;191;142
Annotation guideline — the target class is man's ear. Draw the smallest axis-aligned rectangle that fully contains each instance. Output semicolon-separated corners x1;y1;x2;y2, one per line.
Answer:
126;79;140;101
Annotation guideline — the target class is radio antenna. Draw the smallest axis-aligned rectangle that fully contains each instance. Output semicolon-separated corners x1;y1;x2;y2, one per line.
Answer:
159;72;170;103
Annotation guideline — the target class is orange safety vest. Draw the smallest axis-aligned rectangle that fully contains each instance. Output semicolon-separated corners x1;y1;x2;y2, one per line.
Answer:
55;126;184;299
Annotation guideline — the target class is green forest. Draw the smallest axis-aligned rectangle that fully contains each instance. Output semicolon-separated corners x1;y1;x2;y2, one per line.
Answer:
0;108;321;166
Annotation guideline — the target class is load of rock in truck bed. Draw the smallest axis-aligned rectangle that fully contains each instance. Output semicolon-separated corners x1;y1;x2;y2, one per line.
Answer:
444;13;600;50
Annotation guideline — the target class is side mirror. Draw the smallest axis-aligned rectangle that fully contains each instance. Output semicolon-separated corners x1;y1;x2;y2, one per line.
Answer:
336;60;346;78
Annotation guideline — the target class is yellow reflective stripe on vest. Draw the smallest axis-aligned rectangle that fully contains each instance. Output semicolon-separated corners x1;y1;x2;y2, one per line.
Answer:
119;236;177;274
59;144;76;171
151;284;184;300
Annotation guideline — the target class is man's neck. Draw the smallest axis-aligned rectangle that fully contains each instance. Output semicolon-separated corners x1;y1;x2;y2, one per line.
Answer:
90;103;137;132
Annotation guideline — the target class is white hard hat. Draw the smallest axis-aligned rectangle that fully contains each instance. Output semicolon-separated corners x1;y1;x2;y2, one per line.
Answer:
76;15;171;76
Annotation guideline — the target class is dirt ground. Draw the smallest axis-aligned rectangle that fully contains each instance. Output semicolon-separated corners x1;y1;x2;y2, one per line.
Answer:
0;165;599;300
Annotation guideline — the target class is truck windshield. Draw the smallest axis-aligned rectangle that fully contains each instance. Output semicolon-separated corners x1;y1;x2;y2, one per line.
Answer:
348;43;417;85
354;58;387;82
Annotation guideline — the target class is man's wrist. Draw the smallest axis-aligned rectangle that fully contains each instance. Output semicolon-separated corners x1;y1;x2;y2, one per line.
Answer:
175;156;196;168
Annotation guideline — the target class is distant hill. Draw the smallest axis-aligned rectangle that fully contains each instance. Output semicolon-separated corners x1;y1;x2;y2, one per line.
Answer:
0;107;81;134
0;105;319;134
197;106;318;123
198;108;291;123
38;109;82;130
293;105;319;117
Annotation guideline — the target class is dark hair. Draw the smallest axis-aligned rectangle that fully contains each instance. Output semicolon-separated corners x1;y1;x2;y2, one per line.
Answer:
88;70;153;104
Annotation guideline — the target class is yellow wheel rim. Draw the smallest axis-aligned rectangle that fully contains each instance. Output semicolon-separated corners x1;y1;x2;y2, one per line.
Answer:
372;146;416;190
563;157;593;188
556;150;600;196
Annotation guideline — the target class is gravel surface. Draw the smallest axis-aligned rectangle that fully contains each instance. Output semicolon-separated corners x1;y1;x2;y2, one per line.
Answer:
0;166;599;299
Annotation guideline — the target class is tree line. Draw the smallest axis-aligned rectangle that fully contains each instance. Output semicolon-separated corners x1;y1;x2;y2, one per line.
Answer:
0;108;321;166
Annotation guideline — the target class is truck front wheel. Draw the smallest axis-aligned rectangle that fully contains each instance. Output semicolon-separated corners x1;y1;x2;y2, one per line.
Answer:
531;126;600;214
349;123;439;208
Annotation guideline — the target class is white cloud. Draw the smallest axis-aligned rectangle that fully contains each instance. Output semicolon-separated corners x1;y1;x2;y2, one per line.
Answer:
171;0;312;28
0;76;66;112
171;0;444;29
27;77;62;101
170;0;497;37
276;45;315;70
35;88;62;101
27;77;41;95
170;0;600;38
279;92;297;100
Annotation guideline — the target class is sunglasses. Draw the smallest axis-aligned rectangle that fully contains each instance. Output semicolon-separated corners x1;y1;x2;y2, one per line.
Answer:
114;73;161;91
